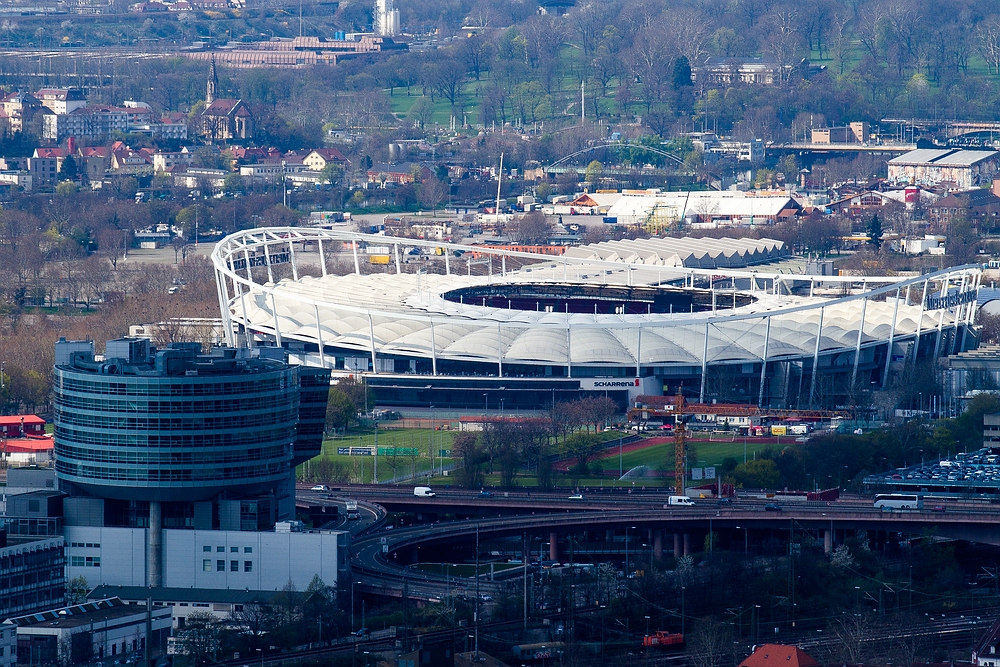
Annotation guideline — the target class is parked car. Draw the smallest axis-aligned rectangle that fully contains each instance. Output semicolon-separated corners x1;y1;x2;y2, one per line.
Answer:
717;497;733;506
568;493;585;500
478;490;494;498
310;484;329;492
764;503;783;512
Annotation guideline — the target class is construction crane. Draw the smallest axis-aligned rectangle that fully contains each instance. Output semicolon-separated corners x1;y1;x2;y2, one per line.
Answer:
628;389;850;490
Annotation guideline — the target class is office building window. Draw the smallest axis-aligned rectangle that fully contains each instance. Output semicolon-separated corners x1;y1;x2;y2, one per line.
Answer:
244;561;253;572
203;546;211;552
231;547;239;553
244;547;252;553
230;560;238;572
216;560;225;571
217;546;225;552
203;560;212;572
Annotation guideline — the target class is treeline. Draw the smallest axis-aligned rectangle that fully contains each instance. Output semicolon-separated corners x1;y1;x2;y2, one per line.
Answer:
451;396;619;489
172;577;345;666
720;394;1000;490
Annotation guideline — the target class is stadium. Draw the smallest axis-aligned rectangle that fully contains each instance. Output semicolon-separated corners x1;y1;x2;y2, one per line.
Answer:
211;228;982;410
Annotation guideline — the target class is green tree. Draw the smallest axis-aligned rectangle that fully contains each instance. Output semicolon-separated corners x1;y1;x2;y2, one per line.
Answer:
584;160;603;183
733;459;780;489
866;214;883;250
175;612;221;667
337;376;373;415
222;172;244;195
67;576;89;604
452;432;486;488
325;388;355;432
58;155;78;182
319;162;343;186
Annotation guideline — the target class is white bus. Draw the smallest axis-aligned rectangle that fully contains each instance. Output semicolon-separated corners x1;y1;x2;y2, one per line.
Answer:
874;494;923;510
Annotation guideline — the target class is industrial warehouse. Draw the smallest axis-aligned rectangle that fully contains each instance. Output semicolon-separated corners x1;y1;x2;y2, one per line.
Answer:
211;229;982;410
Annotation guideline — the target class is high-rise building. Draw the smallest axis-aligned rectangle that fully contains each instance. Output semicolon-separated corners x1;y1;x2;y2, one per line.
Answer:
53;338;335;590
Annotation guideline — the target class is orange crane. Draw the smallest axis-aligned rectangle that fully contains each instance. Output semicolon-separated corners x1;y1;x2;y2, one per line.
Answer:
628;389;850;489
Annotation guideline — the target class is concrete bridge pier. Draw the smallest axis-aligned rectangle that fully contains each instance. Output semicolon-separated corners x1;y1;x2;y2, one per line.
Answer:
824;529;833;554
549;532;558;561
683;533;691;557
674;533;682;557
653;530;663;560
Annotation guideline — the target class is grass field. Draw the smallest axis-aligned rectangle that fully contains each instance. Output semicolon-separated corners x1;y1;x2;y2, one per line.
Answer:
300;427;788;487
605;436;780;472
301;427;457;484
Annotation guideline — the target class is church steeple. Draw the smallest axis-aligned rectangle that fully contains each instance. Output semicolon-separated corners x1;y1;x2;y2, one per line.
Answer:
206;56;218;105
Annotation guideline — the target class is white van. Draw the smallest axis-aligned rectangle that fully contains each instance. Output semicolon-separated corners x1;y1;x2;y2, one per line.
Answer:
667;495;696;506
414;486;436;497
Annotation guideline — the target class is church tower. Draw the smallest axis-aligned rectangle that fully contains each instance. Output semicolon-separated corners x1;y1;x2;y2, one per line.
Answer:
206;56;218;105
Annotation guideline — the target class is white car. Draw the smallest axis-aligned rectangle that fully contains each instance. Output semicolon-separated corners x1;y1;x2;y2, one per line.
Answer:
310;484;329;492
568;493;584;500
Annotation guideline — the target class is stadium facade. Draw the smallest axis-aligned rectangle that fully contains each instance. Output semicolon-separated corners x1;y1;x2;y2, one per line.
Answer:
211;228;983;410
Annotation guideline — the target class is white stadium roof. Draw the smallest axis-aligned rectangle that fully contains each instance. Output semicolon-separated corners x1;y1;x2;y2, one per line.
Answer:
212;228;981;404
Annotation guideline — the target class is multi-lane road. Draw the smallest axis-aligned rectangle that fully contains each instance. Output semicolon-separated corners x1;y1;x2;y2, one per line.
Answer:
295;486;1000;601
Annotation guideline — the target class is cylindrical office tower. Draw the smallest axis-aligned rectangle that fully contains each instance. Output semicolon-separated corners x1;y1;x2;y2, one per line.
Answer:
53;338;300;503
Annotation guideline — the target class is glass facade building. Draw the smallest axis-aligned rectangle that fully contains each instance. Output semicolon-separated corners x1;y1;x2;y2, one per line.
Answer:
53;339;328;510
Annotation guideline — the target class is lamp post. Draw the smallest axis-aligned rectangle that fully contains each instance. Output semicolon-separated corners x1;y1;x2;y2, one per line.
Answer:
737;525;747;554
256;648;262;667
351;581;362;632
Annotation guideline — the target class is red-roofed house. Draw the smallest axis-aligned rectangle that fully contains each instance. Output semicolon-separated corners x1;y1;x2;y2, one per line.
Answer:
0;415;46;438
29;147;67;187
78;146;110;182
738;645;820;667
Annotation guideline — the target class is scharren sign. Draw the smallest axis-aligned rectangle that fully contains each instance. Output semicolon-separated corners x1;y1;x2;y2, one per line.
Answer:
580;378;641;389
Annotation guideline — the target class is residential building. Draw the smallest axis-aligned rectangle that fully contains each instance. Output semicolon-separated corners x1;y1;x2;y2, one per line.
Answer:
888;148;1000;191
828;190;905;217
367;162;430;185
10;598;171;665
239;161;308;182
172;167;227;189
152;150;195;173
77;146;110;183
88;586;286;630
695;57;789;85
0;93;42;134
130;117;189;140
34;88;86;115
110;142;154;174
42;106;130;142
303;148;347;171
811;122;870;144
927;188;1000;228
27;149;63;188
0;171;32;192
0;537;66;621
0;622;14;667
